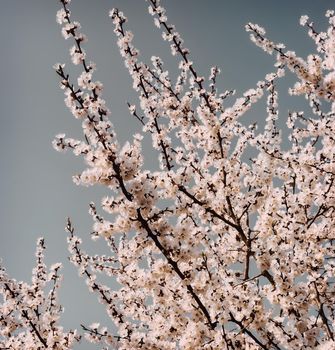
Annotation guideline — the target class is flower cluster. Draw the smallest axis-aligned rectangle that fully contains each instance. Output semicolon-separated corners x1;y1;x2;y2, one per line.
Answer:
0;238;80;349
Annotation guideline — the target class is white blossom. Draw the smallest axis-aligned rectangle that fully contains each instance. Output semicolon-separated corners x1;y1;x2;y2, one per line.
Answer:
300;15;309;26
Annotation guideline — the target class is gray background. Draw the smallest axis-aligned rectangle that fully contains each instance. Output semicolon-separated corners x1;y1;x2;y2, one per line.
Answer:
0;0;332;348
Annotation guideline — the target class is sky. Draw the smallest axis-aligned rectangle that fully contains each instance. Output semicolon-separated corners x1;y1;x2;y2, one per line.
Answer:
0;0;333;348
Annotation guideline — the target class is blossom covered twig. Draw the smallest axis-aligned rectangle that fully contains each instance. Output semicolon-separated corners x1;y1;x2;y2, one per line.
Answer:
0;238;80;349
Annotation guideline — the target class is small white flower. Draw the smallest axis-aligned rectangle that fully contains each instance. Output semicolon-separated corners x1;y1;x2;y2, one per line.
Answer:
299;15;309;26
50;263;62;271
128;104;136;114
89;322;100;330
56;8;67;25
52;63;65;71
326;10;334;18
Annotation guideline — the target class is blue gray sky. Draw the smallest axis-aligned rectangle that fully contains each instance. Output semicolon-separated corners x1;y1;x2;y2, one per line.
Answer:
0;1;333;348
